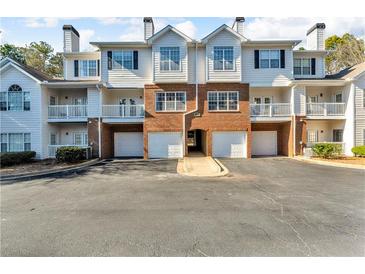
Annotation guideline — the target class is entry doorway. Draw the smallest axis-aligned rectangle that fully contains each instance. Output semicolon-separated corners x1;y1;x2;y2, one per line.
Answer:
187;129;205;155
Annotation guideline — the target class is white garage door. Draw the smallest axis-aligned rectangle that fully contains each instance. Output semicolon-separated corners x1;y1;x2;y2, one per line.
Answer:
148;132;183;159
114;132;144;157
252;131;277;156
212;131;247;158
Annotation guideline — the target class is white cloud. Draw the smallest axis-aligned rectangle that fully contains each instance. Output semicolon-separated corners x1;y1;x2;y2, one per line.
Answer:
25;18;59;28
175;20;197;39
79;29;95;51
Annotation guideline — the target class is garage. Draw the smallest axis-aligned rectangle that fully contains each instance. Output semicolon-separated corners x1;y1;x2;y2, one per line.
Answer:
148;132;183;158
114;132;144;157
252;131;277;156
212;131;247;158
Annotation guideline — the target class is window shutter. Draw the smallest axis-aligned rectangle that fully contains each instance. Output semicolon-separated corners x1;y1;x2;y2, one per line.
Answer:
74;60;79;77
254;50;259;69
280;50;285;68
311;58;316;75
107;51;112;70
133;51;138;70
97;60;100;76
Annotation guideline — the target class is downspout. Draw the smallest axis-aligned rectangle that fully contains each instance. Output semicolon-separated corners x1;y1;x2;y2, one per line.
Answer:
96;84;102;159
292;85;296;156
182;42;199;156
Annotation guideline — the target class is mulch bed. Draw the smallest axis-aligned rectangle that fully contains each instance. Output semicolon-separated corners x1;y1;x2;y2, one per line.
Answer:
311;156;365;166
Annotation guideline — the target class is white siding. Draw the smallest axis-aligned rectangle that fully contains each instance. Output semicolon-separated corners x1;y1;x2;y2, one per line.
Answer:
206;29;241;82
307;29;325;51
355;75;365;146
101;47;152;88
64;52;101;81
188;47;206;84
0;66;43;158
152;31;188;83
87;87;101;117
293;85;306;115
63;31;79;53
242;46;293;87
293;52;325;79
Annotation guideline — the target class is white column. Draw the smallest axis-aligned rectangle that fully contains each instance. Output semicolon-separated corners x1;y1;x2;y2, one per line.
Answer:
343;83;355;156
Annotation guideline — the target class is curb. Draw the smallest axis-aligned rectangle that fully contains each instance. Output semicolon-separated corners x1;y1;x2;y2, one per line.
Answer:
177;157;229;177
293;157;365;170
0;159;103;183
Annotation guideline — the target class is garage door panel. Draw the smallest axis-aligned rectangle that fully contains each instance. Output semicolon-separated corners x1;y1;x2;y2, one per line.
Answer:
252;131;277;156
212;131;247;158
148;132;183;159
114;132;144;157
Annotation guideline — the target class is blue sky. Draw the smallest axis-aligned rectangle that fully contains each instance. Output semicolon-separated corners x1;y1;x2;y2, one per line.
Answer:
1;17;364;52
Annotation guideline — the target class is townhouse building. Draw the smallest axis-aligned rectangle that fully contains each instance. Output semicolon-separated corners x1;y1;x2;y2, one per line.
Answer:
1;18;364;160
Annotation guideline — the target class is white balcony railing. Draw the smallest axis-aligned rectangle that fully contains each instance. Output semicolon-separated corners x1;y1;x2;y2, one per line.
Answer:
48;145;91;158
306;103;345;116
250;103;291;117
102;105;145;118
48;105;87;119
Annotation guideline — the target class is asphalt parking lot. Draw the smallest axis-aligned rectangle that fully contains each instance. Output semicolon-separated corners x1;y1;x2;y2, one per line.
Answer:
1;158;364;256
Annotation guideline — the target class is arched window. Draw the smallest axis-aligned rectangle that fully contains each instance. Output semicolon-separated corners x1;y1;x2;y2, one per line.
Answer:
8;84;22;92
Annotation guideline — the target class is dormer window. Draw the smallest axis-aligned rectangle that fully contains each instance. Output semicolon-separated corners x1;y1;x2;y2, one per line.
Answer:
160;47;180;71
213;46;234;71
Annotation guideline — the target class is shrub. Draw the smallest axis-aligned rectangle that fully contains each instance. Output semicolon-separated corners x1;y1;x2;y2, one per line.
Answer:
0;151;36;166
55;146;86;163
311;143;343;159
351;146;365;157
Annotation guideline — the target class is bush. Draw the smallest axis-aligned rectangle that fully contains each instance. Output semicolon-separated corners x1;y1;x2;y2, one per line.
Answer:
55;146;86;163
311;143;343;159
351;146;365;157
0;151;36;166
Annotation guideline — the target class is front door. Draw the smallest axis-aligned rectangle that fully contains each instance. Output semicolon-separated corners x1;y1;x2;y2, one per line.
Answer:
120;98;137;117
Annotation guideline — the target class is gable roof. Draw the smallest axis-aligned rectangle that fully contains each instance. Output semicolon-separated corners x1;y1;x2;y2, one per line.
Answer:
0;57;52;82
201;24;247;44
325;62;365;80
147;25;194;44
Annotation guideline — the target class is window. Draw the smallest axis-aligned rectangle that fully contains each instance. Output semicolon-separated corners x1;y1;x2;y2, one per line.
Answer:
80;60;97;77
50;133;57;145
213;46;234;70
294;58;311;75
49;96;56;105
208;91;239;111
253;97;271;104
333;129;343;142
0;133;31;152
335;93;342;103
113;51;134;70
0;85;30;111
73;132;88;146
307;130;318;143
259;50;280;69
160;47;180;71
155;92;186;111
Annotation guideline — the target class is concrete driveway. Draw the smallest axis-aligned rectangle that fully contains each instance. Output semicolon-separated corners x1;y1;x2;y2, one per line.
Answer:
1;158;364;256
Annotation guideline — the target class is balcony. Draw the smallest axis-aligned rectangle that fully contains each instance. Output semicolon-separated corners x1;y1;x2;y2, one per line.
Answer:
48;145;92;158
250;103;292;121
102;105;145;123
306;103;345;118
48;105;88;122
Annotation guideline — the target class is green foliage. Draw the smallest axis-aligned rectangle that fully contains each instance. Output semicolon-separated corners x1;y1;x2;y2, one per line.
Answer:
56;146;86;163
298;47;306;50
351;146;365;157
311;143;343;159
325;33;365;74
0;151;36;166
0;41;63;78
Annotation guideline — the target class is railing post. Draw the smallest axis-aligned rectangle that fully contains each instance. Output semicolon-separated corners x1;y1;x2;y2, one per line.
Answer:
66;105;69;119
269;104;272;117
324;103;327;116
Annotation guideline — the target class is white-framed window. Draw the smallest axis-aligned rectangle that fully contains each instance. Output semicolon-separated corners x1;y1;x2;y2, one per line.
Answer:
73;132;88;146
259;50;280;69
333;129;343;142
335;93;343;103
294;58;311;75
213;46;234;71
155;92;186;112
160;47;180;71
253;97;271;104
79;60;97;77
112;51;134;70
50;133;57;145
0;133;31;152
0;85;30;111
208;91;239;111
307;130;318;143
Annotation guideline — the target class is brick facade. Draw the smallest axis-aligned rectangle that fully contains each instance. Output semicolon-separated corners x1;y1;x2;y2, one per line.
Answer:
295;116;307;155
87;118;100;158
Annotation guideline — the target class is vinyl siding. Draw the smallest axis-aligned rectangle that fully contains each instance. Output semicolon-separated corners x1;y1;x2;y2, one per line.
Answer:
152;31;188;83
355;75;365;146
87;87;101;117
242;46;293;87
63;31;79;52
293;85;306;115
293;52;325;79
64;52;101;81
0;66;43;158
188;47;206;84
101;47;152;88
206;29;241;82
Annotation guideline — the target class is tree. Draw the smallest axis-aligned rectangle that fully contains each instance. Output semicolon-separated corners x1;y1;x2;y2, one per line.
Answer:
0;41;63;78
325;33;365;74
0;44;26;64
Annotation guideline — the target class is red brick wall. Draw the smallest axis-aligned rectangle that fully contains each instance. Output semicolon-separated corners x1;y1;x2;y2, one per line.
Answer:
87;118;100;158
144;83;251;158
295;116;307;155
